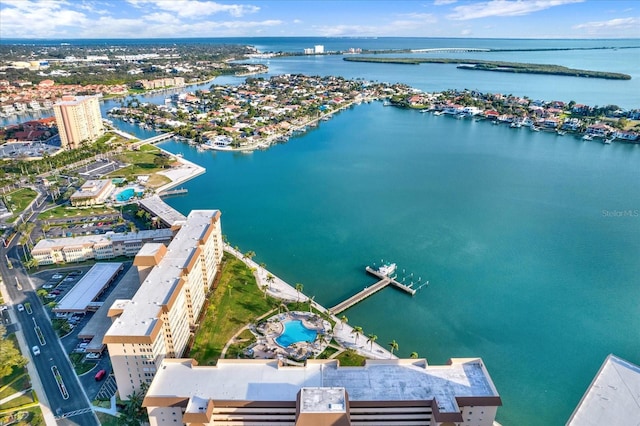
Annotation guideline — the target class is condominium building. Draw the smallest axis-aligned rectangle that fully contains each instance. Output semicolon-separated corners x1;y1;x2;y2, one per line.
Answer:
30;229;174;265
69;179;114;207
53;95;104;149
143;357;502;426
103;210;223;399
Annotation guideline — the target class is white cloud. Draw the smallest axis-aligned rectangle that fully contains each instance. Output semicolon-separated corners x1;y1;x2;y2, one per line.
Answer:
126;0;259;18
395;12;437;23
448;0;583;20
572;17;640;36
434;0;457;5
461;28;472;35
0;1;89;38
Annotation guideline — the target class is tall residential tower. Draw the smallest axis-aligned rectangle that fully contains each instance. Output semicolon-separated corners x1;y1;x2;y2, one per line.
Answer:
53;95;104;149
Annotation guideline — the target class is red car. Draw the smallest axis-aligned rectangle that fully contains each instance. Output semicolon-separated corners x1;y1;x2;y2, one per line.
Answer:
95;369;106;381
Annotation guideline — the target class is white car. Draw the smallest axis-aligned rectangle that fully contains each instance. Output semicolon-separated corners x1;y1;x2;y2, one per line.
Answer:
52;274;63;280
17;304;24;312
32;345;40;356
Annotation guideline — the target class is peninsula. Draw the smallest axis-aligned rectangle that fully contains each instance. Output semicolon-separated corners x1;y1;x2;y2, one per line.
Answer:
343;57;632;80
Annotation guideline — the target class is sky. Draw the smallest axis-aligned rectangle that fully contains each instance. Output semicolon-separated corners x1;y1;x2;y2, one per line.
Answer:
1;0;639;40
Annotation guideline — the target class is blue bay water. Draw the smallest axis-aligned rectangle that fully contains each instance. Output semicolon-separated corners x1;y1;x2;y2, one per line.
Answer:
159;103;640;425
3;37;640;424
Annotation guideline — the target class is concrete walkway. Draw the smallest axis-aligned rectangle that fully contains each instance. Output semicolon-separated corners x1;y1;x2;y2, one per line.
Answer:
0;389;31;406
224;245;395;360
92;394;119;416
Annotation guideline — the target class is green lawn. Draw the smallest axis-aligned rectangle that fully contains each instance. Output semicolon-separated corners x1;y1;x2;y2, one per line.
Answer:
69;353;98;375
335;349;368;366
2;188;38;222
189;254;280;365
0;367;29;400
0;406;44;426
96;412;119;426
107;145;167;180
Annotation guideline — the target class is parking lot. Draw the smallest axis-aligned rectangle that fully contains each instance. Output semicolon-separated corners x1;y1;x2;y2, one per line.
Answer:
31;265;131;400
75;158;128;180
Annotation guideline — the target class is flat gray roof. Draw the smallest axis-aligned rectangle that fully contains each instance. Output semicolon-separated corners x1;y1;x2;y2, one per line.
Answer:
146;358;500;414
567;354;640;426
139;195;187;227
105;210;219;339
33;228;174;251
77;263;140;352
54;263;123;313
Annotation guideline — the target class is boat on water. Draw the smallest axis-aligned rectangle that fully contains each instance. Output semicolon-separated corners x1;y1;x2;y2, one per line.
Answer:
557;130;567;136
531;126;540;132
582;134;593;141
378;263;397;276
603;138;613;144
433;111;444;116
419;109;429;113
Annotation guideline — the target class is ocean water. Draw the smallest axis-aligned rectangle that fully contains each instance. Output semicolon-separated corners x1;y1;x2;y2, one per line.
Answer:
3;37;640;424
159;103;640;425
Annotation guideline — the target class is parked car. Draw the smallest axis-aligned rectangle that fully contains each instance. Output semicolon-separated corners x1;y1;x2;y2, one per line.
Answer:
51;290;61;295
63;277;75;282
52;274;63;280
95;369;106;381
43;284;54;289
17;304;24;312
32;345;40;356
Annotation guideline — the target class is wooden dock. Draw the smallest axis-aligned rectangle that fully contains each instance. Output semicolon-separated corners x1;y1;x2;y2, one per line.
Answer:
329;266;416;314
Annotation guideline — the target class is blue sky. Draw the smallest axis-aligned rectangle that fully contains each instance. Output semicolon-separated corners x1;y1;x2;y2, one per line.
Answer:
1;0;639;39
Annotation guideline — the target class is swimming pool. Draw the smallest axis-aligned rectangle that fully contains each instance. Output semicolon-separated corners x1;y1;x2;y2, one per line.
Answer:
116;188;143;202
275;320;317;348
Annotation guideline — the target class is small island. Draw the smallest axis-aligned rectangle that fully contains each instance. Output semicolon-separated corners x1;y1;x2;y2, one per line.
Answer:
343;56;632;80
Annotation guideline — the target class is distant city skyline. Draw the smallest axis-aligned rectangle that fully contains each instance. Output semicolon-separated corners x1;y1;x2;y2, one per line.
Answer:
1;0;639;40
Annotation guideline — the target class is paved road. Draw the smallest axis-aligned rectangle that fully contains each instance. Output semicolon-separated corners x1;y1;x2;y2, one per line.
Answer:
1;230;99;425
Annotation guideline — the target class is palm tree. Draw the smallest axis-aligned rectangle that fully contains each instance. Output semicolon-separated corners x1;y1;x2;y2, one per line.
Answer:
244;250;256;261
340;315;348;330
410;351;419;359
259;262;266;271
352;326;363;345
295;283;303;302
388;340;399;358
266;273;275;288
367;334;378;350
261;284;268;299
308;295;315;312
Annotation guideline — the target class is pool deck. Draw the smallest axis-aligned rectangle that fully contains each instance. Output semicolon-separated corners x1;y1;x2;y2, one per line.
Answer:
224;244;397;360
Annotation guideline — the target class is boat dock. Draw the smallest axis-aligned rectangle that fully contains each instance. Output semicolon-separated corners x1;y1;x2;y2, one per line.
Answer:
158;188;188;197
329;266;417;314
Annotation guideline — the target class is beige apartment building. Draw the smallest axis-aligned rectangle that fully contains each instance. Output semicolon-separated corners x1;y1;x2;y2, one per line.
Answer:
103;210;223;399
143;357;501;426
30;229;174;265
69;179;114;207
53;95;104;149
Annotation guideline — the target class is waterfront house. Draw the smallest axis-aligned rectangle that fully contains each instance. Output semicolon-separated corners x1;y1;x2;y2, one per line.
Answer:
612;130;639;142
586;123;612;137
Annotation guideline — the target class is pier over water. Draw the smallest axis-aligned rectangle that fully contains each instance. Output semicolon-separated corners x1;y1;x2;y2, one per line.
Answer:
329;266;417;314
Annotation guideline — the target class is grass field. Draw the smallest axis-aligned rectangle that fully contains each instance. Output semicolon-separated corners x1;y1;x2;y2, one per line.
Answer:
2;188;38;222
189;254;280;365
335;349;368;366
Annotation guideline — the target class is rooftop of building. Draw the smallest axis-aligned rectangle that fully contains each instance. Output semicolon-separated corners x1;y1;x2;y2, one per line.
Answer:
144;357;500;415
54;94;100;106
567;354;640;426
54;262;123;313
70;179;112;199
77;263;140;352
104;210;220;339
139;195;187;227
32;228;174;251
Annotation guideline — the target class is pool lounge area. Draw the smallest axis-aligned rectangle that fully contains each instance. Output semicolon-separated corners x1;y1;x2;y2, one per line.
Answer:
246;311;333;362
114;186;145;202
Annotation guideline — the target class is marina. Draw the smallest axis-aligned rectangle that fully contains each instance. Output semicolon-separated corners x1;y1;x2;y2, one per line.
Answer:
328;263;424;314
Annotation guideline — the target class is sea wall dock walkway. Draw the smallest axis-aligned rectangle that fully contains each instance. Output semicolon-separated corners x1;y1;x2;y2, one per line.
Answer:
329;266;416;314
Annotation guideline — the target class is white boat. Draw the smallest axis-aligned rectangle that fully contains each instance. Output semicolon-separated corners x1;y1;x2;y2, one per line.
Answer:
557;130;567;136
582;134;593;141
433;111;444;116
603;138;613;144
378;263;397;276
